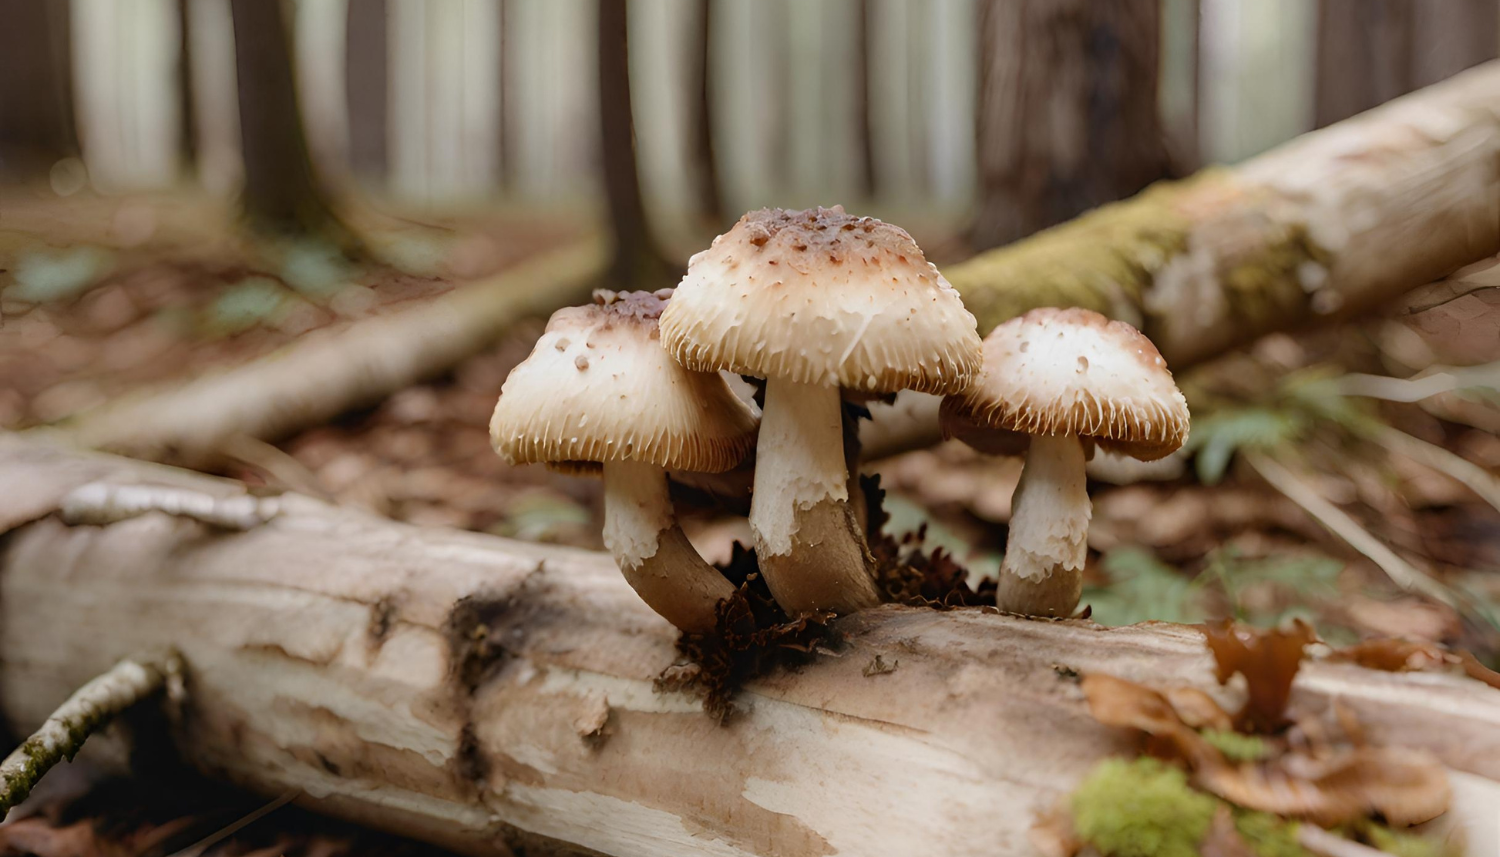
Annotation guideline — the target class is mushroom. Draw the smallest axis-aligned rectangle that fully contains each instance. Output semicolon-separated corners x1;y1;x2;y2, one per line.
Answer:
490;290;758;633
941;307;1189;617
660;207;982;615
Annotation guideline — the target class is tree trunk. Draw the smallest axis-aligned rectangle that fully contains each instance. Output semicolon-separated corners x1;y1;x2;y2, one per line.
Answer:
229;0;355;247
1;437;1498;857
0;0;77;180
1315;0;1415;128
688;0;724;228
970;0;1171;251
1316;0;1499;128
597;0;674;290
344;0;389;180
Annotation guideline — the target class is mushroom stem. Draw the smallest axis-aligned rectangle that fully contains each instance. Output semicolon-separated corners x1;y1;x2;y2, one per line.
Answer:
601;460;735;633
750;378;880;615
996;433;1089;617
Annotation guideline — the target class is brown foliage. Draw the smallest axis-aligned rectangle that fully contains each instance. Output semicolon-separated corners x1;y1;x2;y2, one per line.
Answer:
1203;619;1316;733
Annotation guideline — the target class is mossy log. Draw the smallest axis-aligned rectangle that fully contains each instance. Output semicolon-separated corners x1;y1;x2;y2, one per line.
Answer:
0;436;1497;856
946;60;1500;367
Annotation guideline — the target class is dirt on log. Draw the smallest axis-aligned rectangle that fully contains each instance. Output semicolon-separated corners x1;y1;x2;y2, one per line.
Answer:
0;436;1497;856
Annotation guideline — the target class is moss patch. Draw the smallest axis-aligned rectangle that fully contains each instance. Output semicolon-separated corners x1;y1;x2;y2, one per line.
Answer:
943;177;1207;335
1072;757;1218;857
1202;729;1272;763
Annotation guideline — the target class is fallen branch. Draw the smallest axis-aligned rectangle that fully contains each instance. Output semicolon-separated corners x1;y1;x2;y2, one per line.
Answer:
39;235;607;464
0;436;1497;857
0;651;181;817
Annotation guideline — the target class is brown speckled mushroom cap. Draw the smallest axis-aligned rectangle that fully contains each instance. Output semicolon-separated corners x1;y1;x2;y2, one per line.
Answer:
941;307;1190;461
490;290;759;473
659;206;982;395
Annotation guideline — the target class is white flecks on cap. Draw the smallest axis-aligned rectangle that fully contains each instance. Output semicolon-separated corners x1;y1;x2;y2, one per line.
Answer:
490;291;759;473
659;206;982;394
943;307;1190;461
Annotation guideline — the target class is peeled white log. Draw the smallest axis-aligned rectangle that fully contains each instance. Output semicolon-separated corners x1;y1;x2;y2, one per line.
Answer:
0;435;1497;857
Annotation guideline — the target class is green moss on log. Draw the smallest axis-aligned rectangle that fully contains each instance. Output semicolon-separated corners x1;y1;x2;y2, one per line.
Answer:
943;178;1201;335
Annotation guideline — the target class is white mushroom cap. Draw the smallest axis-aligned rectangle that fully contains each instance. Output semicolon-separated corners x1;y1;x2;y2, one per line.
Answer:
942;307;1190;461
659;206;982;395
490;290;759;473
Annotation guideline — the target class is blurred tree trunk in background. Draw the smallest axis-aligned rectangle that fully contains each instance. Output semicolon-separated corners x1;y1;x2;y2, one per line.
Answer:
230;0;356;248
1315;0;1413;127
177;0;197;175
0;0;78;180
688;0;724;227
344;0;388;181
1315;0;1497;127
854;0;878;198
598;0;675;288
971;0;1171;252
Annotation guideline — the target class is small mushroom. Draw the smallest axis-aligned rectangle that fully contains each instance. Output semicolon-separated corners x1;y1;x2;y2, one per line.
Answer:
660;206;981;615
941;307;1190;617
490;291;758;633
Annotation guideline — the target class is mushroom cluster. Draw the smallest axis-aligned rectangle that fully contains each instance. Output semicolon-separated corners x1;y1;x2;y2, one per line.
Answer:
490;208;1188;635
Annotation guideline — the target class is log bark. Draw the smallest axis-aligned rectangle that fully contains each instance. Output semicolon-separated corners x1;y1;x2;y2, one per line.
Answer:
41;235;607;463
0;436;1497;857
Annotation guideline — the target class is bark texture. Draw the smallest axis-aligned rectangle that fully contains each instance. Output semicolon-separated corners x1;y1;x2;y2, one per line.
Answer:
970;0;1171;250
1;437;1497;857
44;236;606;462
948;60;1500;369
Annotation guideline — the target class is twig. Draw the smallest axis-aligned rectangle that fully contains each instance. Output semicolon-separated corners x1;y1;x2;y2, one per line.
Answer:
1369;424;1500;514
1244;452;1458;609
60;483;279;531
165;789;300;857
1335;361;1500;403
0;651;183;817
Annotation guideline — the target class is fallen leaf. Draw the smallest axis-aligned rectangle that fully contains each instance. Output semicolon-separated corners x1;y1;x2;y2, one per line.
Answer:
1080;673;1451;827
1203;620;1316;733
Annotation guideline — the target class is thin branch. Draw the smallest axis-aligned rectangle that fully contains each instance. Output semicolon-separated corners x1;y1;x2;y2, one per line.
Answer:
1335;361;1500;403
60;483;280;531
1244;451;1457;609
1369;424;1500;514
0;651;182;817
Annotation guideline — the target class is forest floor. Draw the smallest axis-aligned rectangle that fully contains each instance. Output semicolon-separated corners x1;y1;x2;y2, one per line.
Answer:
2;191;1499;855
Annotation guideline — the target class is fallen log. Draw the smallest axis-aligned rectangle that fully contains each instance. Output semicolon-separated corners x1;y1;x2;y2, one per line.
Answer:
861;61;1500;461
0;435;1497;857
38;234;607;464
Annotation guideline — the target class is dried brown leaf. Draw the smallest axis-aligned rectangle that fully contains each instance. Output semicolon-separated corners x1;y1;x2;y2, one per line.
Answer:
1204;620;1316;733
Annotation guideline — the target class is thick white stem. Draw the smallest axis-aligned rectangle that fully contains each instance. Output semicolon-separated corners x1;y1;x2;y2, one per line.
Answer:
750;380;848;556
602;460;734;633
750;379;878;615
997;434;1089;617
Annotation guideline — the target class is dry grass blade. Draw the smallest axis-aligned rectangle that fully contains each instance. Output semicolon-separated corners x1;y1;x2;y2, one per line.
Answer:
1334;361;1500;403
1369;424;1500;513
163;788;300;857
1244;452;1459;609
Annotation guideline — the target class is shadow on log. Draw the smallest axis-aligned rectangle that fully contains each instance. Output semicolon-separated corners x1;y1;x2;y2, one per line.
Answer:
0;436;1497;856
